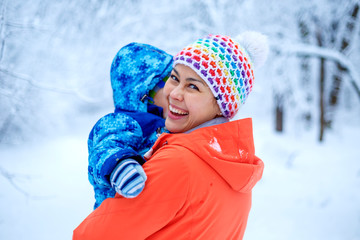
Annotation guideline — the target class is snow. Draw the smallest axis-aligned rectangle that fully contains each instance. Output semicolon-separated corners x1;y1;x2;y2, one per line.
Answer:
0;135;94;240
1;118;359;240
245;120;360;240
209;137;222;152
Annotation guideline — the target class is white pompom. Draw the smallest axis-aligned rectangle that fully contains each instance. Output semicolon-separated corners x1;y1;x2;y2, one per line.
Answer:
234;31;269;68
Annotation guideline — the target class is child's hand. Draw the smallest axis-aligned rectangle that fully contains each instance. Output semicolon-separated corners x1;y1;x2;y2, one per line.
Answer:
110;159;147;198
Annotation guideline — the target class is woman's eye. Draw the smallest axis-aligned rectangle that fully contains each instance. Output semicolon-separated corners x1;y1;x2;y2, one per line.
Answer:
170;74;179;82
189;84;199;91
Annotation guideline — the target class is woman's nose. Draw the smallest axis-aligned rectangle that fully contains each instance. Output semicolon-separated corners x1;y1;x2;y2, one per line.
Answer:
169;85;184;101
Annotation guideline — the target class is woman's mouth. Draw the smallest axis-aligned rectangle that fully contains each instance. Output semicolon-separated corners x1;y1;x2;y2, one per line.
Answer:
168;105;188;119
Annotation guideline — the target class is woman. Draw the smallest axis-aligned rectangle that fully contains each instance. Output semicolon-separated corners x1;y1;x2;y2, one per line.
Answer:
73;32;268;239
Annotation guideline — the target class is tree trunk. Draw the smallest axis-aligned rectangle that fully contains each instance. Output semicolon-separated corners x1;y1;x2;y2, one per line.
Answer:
298;18;313;129
319;57;326;142
275;94;284;132
328;3;359;127
316;26;326;142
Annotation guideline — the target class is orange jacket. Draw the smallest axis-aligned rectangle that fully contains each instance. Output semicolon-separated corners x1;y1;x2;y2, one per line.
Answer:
73;118;264;240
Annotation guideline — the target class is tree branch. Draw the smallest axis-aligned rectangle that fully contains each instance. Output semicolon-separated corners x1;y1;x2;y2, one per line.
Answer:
0;166;30;197
0;166;56;200
271;42;360;100
5;21;50;33
0;67;105;103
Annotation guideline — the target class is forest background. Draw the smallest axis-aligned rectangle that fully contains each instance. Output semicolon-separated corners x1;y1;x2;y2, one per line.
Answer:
0;1;359;239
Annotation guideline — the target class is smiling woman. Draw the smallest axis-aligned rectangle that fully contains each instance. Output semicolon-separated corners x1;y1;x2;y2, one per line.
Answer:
74;32;269;240
164;64;221;133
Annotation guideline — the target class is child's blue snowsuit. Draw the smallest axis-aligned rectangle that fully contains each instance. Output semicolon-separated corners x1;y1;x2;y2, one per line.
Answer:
88;43;173;209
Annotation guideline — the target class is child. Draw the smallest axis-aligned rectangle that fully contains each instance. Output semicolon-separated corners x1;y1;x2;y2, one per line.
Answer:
88;42;173;209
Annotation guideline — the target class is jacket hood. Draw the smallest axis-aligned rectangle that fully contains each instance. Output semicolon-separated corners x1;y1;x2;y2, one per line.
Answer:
151;118;264;192
110;42;173;112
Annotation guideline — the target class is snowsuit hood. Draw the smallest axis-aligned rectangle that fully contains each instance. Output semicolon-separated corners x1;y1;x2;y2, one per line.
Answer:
110;42;173;112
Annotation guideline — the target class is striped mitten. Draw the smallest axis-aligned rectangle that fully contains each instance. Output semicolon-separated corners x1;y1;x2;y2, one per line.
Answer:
110;159;147;198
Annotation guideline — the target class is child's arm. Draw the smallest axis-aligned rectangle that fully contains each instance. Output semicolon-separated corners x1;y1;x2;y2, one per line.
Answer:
73;146;190;239
88;113;145;207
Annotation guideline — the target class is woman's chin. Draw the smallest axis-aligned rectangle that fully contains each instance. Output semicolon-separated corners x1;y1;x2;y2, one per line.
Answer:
165;118;189;133
165;121;180;133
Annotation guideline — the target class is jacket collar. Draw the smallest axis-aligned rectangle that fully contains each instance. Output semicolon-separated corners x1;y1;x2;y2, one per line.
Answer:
184;117;229;134
151;118;264;193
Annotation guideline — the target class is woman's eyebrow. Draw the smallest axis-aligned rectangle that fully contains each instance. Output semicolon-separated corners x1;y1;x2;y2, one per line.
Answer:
173;68;180;77
186;77;206;86
173;67;206;86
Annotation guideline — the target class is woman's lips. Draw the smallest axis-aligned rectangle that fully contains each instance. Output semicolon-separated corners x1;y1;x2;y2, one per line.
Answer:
168;105;188;120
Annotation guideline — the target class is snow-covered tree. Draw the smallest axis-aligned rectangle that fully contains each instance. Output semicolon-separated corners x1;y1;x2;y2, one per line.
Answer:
0;0;359;144
295;0;360;141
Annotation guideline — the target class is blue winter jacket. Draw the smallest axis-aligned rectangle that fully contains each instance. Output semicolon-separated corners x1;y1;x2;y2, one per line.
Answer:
88;43;173;209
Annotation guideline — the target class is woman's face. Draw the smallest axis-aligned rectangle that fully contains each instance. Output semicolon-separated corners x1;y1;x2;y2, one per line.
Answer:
164;64;221;133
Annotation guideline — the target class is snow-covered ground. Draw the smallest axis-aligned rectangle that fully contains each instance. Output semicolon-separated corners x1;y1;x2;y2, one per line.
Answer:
0;118;359;240
246;120;360;240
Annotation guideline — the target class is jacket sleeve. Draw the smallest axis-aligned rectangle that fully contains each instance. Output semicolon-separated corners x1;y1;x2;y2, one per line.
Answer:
88;113;144;189
73;145;190;240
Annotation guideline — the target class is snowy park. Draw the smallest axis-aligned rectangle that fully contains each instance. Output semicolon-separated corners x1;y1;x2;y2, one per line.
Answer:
1;115;359;240
1;0;360;239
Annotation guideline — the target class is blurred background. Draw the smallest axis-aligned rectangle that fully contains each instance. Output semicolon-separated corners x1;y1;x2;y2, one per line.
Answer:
0;0;359;239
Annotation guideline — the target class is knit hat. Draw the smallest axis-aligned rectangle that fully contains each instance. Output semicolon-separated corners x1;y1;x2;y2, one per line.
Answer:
173;32;268;119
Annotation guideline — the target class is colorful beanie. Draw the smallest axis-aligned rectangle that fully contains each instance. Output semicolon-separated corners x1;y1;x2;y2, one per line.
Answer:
173;32;268;119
